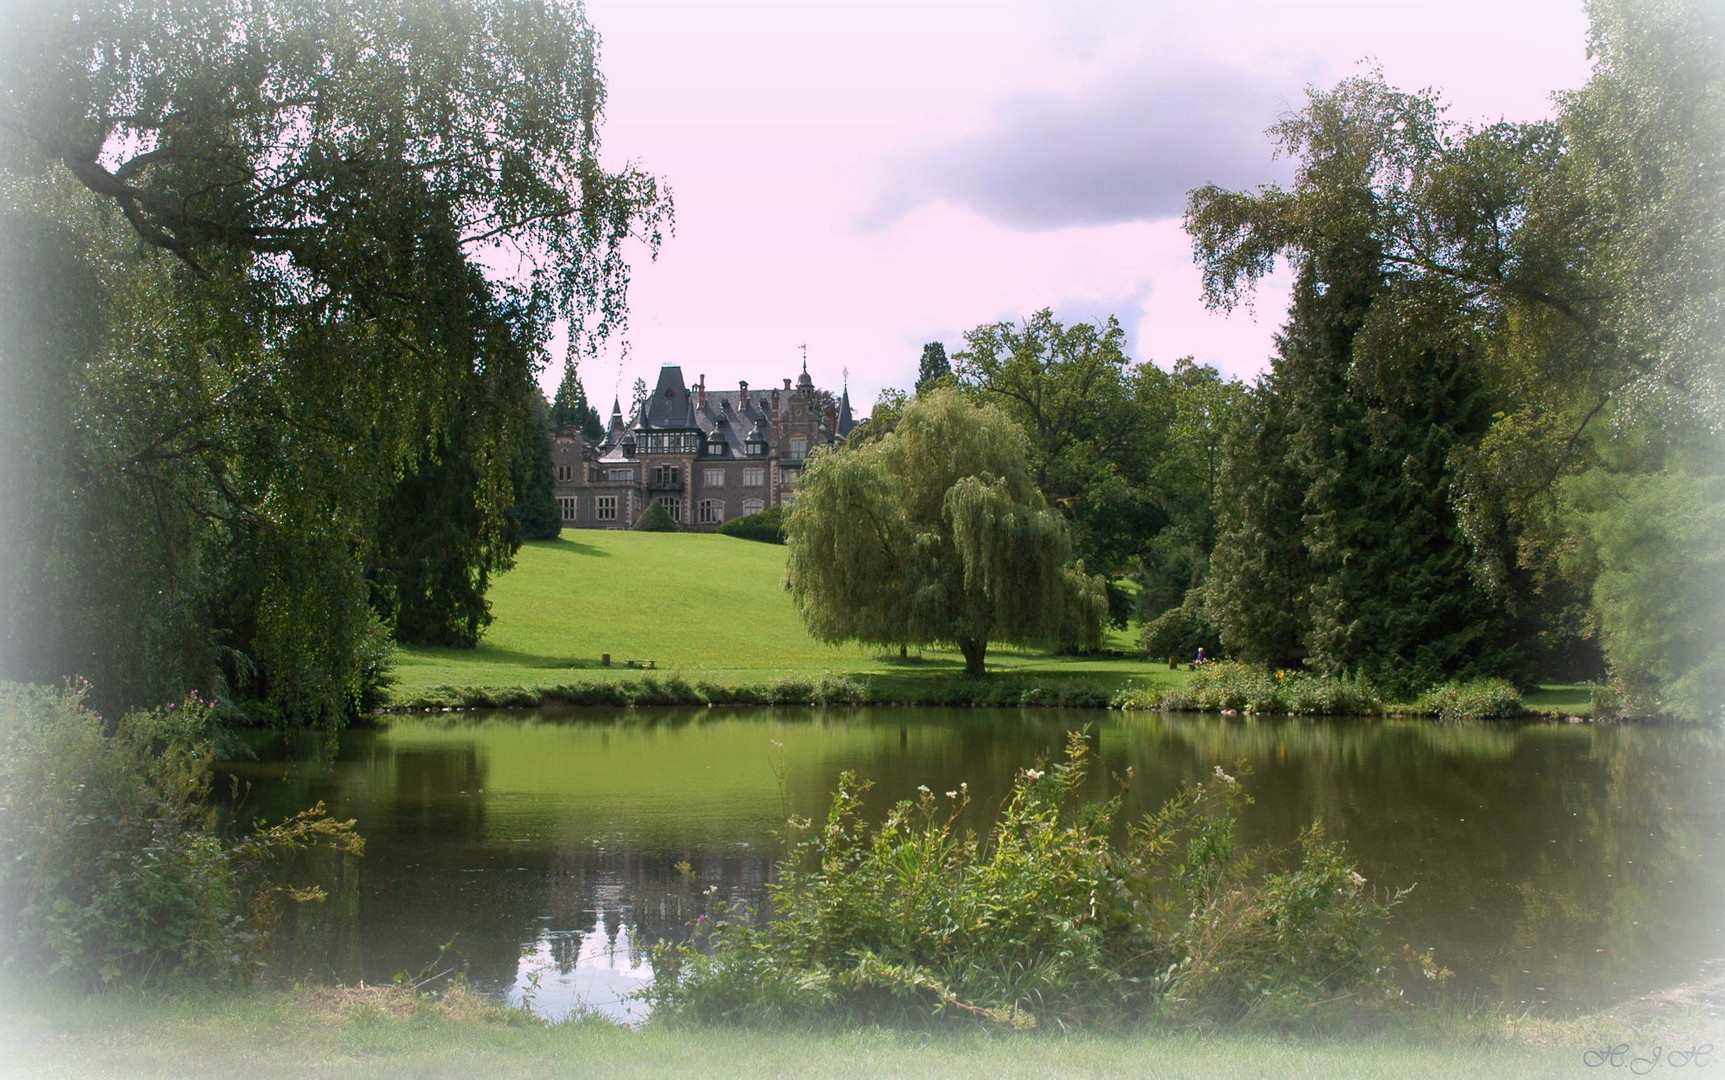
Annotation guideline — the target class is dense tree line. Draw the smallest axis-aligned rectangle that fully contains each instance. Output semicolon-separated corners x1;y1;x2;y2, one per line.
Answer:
842;0;1717;716
0;0;667;723
1188;0;1720;716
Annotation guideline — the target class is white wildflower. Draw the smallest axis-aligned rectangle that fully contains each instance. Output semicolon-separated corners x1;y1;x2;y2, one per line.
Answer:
1212;766;1237;785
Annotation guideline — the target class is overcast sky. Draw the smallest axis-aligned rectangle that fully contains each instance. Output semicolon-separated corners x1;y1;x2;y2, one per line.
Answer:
556;0;1593;414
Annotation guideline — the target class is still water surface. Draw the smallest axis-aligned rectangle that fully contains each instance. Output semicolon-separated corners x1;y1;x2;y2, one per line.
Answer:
221;708;1725;1022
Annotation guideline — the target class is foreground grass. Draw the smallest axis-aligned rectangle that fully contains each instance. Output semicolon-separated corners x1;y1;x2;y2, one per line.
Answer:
390;530;1170;704
7;980;1719;1080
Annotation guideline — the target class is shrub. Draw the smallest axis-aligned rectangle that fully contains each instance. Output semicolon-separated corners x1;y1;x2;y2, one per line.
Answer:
1118;662;1381;716
1138;596;1222;663
646;733;1400;1030
1407;679;1525;721
632;502;680;532
716;505;786;544
0;682;362;988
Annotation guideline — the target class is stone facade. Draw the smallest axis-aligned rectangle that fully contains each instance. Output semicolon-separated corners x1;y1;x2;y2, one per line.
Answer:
550;363;856;530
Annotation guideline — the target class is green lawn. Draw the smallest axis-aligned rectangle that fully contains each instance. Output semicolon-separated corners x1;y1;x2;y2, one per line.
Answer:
391;530;1177;700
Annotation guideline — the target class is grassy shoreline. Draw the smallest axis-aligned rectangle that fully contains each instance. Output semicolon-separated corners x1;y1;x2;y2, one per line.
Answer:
6;976;1720;1080
379;532;1601;722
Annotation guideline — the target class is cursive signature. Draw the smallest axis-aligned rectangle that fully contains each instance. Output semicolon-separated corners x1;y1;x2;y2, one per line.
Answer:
1583;1043;1713;1073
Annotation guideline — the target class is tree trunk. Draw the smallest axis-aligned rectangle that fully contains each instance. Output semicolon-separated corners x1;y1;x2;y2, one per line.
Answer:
958;637;987;678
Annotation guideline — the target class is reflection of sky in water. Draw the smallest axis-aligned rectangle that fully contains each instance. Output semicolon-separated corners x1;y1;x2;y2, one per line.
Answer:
507;919;654;1023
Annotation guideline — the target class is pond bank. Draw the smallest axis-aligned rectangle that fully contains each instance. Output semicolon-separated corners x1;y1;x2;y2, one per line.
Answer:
383;669;1597;721
5;975;1720;1080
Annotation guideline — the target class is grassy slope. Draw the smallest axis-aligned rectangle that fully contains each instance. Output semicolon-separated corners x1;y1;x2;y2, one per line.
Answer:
10;983;1715;1080
392;531;1177;700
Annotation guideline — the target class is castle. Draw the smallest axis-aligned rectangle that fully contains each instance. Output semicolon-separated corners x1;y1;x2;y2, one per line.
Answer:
550;363;856;530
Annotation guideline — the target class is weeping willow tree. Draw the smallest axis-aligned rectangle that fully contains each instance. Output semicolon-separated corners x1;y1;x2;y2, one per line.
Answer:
0;0;669;723
786;389;1104;677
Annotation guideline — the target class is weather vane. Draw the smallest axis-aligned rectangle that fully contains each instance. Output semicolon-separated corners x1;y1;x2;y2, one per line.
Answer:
798;342;808;369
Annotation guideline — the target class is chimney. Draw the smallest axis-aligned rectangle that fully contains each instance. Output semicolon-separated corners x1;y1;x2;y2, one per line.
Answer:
783;378;792;391
697;374;706;409
738;380;748;411
772;389;780;416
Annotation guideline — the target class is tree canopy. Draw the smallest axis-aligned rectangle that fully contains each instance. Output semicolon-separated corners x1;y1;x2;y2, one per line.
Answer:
0;0;668;722
954;310;1179;584
552;357;605;439
1185;0;1722;713
785;389;1104;677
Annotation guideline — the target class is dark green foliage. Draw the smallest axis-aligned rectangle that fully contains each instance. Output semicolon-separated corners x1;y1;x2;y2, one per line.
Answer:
1186;7;1724;717
0;682;362;988
510;393;563;543
373;326;542;648
955;311;1178;581
716;504;787;544
1193;82;1534;697
633;501;680;532
1138;592;1222;663
551;358;606;440
1136;360;1249;620
646;734;1399;1030
0;0;666;725
915;341;952;394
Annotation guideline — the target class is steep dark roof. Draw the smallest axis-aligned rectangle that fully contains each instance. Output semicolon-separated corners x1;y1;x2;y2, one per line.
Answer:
637;365;699;430
837;387;855;437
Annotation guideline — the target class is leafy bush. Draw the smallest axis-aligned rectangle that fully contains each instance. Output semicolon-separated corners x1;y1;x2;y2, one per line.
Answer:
645;733;1400;1030
1118;662;1382;716
0;682;362;988
1407;679;1525;721
717;505;786;544
632;502;680;532
1138;597;1222;663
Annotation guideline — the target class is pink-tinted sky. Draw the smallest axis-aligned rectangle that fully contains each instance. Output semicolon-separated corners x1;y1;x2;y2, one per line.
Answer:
552;0;1593;414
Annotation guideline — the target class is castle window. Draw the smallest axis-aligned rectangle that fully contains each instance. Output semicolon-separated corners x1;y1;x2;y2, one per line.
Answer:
642;432;699;455
609;468;634;482
742;498;764;517
789;437;807;460
657;496;682;521
558;496;577;521
653;464;681;486
743;468;765;488
698;499;723;524
595;496;617;521
555;464;574;483
703;468;725;487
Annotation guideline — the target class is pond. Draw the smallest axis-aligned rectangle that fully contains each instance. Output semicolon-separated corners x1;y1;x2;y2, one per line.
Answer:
220;708;1725;1023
